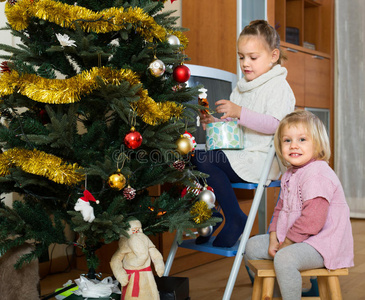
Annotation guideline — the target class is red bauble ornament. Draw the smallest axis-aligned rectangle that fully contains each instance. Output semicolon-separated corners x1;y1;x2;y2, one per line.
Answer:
124;127;143;149
38;109;50;124
173;65;191;83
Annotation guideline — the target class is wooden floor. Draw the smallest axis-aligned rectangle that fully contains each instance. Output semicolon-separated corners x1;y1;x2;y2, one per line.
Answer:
40;218;365;299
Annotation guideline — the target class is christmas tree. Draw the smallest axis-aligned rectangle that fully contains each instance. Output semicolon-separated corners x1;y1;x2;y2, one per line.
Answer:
0;0;219;274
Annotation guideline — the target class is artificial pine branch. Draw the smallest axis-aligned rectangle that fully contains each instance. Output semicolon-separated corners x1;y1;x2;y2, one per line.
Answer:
0;0;217;271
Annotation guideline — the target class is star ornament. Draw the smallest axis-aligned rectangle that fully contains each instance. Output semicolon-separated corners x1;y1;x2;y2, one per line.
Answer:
55;33;77;47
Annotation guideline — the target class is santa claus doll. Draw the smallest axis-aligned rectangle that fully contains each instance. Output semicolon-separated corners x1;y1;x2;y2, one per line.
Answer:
110;219;165;300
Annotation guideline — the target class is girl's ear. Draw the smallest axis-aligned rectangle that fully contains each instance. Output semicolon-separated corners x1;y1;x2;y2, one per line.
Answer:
271;48;280;63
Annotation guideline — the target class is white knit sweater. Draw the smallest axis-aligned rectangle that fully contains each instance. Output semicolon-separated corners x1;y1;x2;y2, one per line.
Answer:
223;64;295;183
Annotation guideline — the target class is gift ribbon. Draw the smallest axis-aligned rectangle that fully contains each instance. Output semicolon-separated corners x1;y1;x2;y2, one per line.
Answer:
122;266;152;299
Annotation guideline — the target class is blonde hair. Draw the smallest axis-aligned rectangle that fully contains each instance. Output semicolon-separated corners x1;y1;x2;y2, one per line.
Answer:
274;110;331;167
239;20;286;65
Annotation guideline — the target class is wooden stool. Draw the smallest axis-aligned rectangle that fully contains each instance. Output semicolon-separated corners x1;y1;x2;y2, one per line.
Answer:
247;260;348;300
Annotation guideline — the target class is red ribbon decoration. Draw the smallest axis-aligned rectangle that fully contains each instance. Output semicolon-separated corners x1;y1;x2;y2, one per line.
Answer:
121;266;152;299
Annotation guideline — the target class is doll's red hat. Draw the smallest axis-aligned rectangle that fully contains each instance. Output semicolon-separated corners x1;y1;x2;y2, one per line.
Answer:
80;190;99;204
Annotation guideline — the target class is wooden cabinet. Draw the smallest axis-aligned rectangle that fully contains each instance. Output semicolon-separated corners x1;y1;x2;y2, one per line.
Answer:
305;55;331;108
282;47;306;106
276;0;334;164
181;0;237;73
305;54;331;108
275;0;333;54
282;44;331;108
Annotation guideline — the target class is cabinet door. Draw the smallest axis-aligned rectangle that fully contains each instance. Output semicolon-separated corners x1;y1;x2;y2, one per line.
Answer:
182;0;237;73
304;55;331;108
282;47;305;107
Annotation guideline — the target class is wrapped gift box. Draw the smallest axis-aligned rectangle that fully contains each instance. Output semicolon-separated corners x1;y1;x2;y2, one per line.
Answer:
206;121;243;150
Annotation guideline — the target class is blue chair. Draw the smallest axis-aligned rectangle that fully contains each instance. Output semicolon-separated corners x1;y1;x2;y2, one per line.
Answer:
164;140;281;300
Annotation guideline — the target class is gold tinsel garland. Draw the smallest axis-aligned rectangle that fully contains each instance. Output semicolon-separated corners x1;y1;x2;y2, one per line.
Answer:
4;0;188;47
0;67;184;125
190;201;212;224
0;148;84;185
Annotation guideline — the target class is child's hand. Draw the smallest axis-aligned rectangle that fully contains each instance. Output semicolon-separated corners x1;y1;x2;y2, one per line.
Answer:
268;232;280;257
278;238;294;251
200;113;215;130
268;242;280;258
215;100;242;119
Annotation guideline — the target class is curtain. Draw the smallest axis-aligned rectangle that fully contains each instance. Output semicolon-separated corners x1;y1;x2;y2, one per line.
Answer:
335;1;365;218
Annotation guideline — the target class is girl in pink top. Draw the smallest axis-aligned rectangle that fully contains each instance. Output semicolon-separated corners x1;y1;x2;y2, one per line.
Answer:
245;110;354;299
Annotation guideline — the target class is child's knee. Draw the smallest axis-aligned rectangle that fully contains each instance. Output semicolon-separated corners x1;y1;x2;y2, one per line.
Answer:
273;247;296;272
245;235;262;260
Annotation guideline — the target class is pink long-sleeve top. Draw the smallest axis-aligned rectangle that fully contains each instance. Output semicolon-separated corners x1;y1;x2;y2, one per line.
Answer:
269;160;354;270
216;107;280;134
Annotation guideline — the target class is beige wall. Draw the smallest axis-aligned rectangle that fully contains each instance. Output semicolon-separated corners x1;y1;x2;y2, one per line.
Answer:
0;8;14;55
163;1;182;26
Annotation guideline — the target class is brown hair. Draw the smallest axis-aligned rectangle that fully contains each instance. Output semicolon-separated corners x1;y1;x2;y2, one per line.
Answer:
239;20;286;64
274;110;331;167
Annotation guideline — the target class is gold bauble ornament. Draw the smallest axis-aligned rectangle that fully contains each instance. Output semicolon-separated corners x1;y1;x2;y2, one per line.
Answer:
108;170;126;190
176;136;193;155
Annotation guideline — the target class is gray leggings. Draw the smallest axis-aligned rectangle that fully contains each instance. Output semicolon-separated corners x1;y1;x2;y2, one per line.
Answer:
244;234;324;300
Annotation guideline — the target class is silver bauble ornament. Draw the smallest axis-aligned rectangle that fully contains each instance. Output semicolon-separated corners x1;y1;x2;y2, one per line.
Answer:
167;34;180;46
198;188;216;209
149;59;166;77
197;226;213;237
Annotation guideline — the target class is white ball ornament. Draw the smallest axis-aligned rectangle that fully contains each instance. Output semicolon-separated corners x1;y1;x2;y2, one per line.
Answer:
149;59;166;77
167;34;180;46
197;226;213;237
198;188;216;209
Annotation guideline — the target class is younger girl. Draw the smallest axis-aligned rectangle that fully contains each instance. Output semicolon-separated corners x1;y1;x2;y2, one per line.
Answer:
192;20;295;247
245;110;354;299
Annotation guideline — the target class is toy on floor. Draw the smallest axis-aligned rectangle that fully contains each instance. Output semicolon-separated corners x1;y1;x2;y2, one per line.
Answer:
110;219;165;300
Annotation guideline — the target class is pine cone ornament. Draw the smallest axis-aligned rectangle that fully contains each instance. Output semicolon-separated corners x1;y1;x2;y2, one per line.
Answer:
0;61;10;73
173;160;185;171
123;185;136;200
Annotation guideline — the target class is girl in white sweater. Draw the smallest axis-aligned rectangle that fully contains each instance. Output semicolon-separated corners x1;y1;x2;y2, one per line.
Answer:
193;20;295;247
